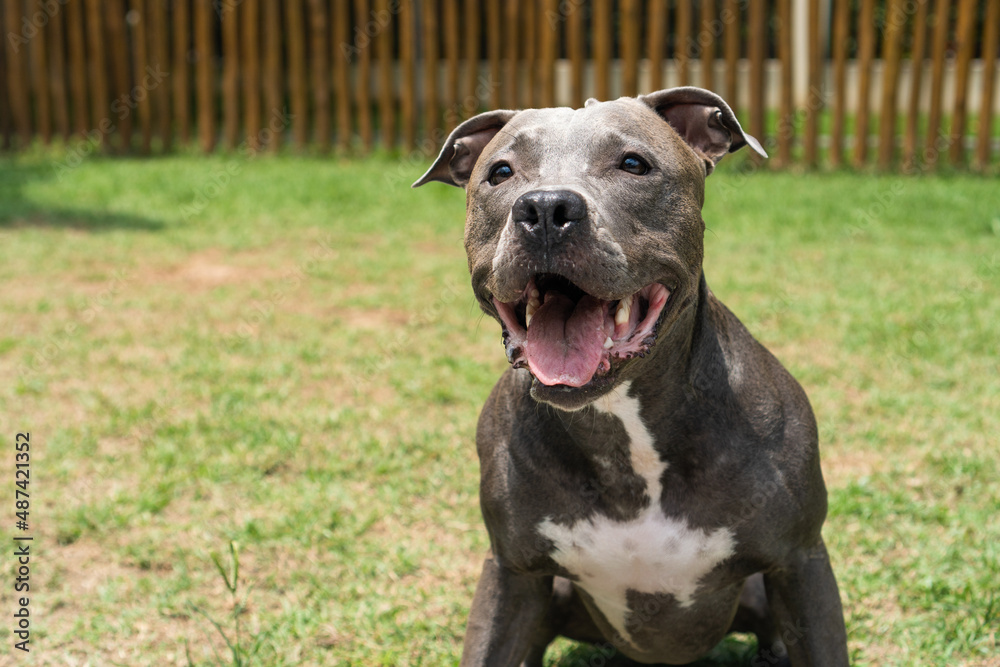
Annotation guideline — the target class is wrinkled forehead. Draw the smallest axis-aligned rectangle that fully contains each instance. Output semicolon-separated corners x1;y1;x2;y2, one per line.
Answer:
485;99;679;161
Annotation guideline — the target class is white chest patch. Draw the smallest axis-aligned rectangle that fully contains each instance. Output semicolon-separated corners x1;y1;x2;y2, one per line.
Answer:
536;382;736;646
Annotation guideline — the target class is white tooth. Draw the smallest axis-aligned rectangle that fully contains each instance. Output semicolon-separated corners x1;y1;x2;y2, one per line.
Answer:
615;295;632;326
526;299;538;327
603;336;614;349
530;288;540;299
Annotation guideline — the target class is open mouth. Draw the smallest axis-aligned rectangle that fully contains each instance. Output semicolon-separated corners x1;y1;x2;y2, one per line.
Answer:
492;273;671;388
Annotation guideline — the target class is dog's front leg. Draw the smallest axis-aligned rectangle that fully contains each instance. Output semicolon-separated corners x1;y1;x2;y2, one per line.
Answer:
764;538;849;666
459;557;552;667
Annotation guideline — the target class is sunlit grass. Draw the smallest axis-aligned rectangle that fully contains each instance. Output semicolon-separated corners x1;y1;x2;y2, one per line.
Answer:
0;151;997;665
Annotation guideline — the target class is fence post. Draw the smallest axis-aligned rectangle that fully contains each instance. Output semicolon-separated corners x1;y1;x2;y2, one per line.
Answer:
723;0;739;110
925;0;950;169
30;0;54;145
748;0;766;158
621;0;639;97
804;0;823;167
541;0;558;106
333;0;352;152
64;0;89;138
48;0;70;141
569;0;586;103
647;0;667;94
309;0;331;152
949;0;977;166
777;0;794;167
195;0;215;152
464;0;481;115
242;0;261;151
85;0;110;149
288;0;309;150
700;0;715;91
128;0;151;153
0;7;7;149
486;0;501;108
150;0;170;150
594;0;610;100
877;0;905;170
0;0;995;169
108;0;133;151
4;0;31;148
400;0;415;151
376;0;395;148
676;0;690;86
422;0;440;142
523;0;537;107
902;0;929;170
853;0;875;167
222;0;241;151
829;0;848;167
443;0;459;122
354;0;372;151
173;0;191;145
975;0;1000;170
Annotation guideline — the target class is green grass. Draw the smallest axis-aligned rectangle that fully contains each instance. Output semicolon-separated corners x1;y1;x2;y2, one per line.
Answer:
0;148;998;666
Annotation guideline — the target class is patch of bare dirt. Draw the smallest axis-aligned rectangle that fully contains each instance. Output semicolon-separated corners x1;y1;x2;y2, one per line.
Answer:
156;249;275;292
337;306;410;329
823;447;886;488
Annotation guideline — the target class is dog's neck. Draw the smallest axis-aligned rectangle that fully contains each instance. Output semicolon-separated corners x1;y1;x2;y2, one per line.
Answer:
549;271;717;455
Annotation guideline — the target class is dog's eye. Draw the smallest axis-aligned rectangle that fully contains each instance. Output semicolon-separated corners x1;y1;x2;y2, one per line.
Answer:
619;154;650;175
488;162;513;186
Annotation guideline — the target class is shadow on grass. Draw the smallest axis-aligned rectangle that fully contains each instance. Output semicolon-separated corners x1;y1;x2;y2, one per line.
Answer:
0;157;164;231
550;634;758;667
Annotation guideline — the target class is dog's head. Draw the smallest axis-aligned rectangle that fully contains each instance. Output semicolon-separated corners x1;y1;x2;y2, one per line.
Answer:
415;87;764;409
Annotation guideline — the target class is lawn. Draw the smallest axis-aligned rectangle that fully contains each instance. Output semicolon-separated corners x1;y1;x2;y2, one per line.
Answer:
0;149;997;666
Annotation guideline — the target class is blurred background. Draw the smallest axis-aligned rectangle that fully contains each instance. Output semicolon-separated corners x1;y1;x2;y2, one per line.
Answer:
1;0;998;170
1;2;998;666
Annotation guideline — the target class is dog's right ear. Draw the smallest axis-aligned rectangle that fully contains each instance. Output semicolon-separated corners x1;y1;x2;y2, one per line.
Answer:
412;110;518;188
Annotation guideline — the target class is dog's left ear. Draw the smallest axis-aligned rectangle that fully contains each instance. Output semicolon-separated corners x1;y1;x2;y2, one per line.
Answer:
640;86;766;174
413;110;519;188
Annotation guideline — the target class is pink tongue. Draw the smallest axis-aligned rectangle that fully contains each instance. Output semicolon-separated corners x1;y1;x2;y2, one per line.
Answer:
525;293;606;387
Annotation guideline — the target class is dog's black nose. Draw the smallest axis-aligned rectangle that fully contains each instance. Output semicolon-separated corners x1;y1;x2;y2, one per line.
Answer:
512;190;588;244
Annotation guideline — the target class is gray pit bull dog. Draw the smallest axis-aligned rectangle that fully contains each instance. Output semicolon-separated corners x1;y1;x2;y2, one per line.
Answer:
413;87;849;666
